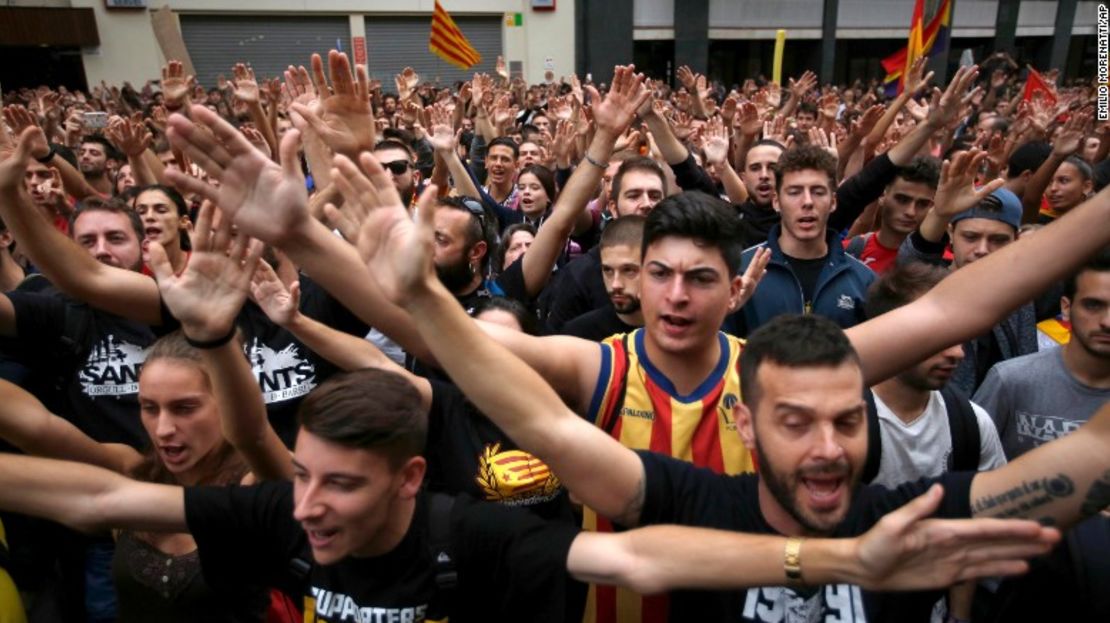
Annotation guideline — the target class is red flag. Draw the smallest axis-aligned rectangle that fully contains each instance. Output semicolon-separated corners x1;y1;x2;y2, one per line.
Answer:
1023;67;1058;106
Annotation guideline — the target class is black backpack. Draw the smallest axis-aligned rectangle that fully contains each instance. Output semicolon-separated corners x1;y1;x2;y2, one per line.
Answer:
861;385;981;483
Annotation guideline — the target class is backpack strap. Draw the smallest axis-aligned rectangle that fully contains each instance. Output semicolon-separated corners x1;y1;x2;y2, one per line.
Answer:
941;385;981;472
598;334;632;436
427;493;458;594
861;388;882;484
845;232;871;259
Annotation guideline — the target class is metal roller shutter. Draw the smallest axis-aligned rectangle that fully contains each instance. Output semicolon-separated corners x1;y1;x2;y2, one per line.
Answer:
363;16;501;87
180;15;350;87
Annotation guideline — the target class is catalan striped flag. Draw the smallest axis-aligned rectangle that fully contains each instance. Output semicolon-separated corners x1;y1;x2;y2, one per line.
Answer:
882;0;953;96
430;0;481;70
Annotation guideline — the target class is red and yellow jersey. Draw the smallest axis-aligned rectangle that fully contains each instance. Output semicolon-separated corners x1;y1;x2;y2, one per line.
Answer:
582;329;754;623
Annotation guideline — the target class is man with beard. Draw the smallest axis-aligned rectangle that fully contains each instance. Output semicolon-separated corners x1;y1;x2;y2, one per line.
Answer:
159;64;1110;620
973;248;1110;460
562;215;644;341
843;157;939;275
542;156;666;333
724;146;875;337
371;139;420;206
0;198;155;446
77;136;115;196
352;144;1110;622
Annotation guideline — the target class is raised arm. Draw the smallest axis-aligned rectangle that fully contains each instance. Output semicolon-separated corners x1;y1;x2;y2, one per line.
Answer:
0;380;139;473
0;126;163;324
1019;110;1091;223
148;202;291;481
353;160;647;527
0;454;187;533
570;484;1056;593
969;401;1110;529
163;104;600;411
250;260;432;411
521;66;650;298
848;173;1110;385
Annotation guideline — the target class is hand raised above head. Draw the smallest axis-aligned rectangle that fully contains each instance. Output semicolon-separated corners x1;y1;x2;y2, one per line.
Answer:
164;105;310;247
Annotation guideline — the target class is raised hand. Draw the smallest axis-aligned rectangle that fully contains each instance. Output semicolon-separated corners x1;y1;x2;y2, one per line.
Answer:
495;55;510;81
0;127;41;196
701;116;730;166
818;92;839;121
719;94;739;126
395;67;420;102
788;70;818;101
105;115;152;158
808;126;838;159
424;103;456;153
676;65;697;91
735;247;771;311
250;259;301;328
927;64;980;129
901;57;934;97
283;65;317;107
161;61;196;112
1052;110;1093;157
735;101;763;138
164;105;310;246
933;149;1005;221
230;63;261;105
149;200;264;341
852;103;885;139
551;118;575;167
291;51;375;157
854;484;1058;591
329;151;440;302
2;105;50;159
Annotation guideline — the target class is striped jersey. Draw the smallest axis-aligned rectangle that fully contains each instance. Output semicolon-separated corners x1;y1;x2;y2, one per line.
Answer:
582;329;754;623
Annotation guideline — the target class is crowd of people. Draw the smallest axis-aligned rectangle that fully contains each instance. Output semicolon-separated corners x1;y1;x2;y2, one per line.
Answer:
0;45;1106;623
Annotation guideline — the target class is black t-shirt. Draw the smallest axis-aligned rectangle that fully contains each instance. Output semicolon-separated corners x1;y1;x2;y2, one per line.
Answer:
159;275;368;446
636;450;975;622
542;246;608;334
4;290;164;447
426;380;573;522
560;305;638;342
784;253;828;310
242;276;367;445
184;481;581;622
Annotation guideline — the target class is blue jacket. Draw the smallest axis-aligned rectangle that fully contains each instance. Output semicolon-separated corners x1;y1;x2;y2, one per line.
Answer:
723;226;876;337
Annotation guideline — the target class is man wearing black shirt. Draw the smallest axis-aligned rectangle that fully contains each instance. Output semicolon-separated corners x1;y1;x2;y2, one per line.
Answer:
361;141;1110;621
562;215;644;341
0;368;1061;623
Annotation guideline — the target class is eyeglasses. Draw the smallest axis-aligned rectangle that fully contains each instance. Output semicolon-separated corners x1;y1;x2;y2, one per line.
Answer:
381;160;412;175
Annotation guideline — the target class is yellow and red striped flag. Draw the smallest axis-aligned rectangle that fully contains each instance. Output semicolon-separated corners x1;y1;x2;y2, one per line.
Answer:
430;0;481;70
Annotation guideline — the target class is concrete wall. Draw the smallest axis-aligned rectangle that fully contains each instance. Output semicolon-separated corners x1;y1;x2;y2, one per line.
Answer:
55;0;573;86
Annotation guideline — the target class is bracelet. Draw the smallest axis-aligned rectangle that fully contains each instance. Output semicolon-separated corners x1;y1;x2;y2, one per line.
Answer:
583;152;608;169
34;145;56;164
183;326;237;350
784;537;804;583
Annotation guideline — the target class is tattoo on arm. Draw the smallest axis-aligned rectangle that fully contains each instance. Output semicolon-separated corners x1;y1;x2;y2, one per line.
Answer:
1080;469;1110;518
972;474;1075;518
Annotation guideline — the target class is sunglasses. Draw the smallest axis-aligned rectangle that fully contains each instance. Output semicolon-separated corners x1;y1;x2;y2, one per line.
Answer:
381;160;412;175
461;198;488;229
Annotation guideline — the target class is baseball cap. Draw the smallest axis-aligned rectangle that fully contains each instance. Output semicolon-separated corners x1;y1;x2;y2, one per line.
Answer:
950;187;1022;231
